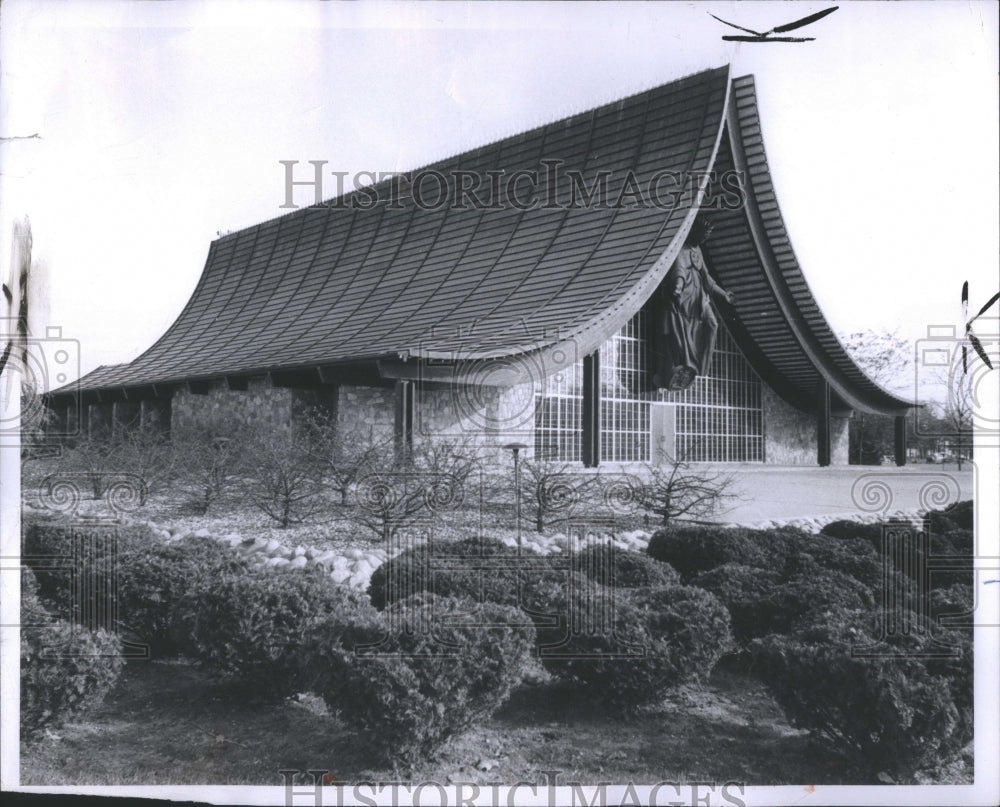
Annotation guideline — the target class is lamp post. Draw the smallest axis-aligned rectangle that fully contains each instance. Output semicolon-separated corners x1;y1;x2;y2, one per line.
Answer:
503;442;528;554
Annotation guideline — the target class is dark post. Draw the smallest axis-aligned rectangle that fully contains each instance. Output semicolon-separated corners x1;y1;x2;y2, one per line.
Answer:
393;379;413;464
582;351;601;468
894;414;907;467
816;378;831;467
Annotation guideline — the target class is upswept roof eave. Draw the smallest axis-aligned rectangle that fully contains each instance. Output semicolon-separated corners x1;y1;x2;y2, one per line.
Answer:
725;75;915;418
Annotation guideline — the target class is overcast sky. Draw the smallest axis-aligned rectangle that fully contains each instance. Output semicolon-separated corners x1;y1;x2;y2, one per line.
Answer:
1;0;997;396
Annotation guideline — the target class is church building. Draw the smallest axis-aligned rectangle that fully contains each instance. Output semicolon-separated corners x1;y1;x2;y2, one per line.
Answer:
45;66;915;467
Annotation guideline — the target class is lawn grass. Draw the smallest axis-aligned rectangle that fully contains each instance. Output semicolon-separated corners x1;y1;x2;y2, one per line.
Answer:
20;657;884;787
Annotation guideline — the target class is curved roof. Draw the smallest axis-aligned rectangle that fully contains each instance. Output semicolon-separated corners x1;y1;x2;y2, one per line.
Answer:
54;66;912;416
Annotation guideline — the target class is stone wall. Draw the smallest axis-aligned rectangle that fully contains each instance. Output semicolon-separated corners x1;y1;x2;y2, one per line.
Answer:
414;381;535;466
171;377;338;440
762;385;816;465
337;385;395;444
171;377;294;439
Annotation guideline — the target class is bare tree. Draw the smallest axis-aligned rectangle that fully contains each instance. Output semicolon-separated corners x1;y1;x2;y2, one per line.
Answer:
640;442;738;526
298;407;393;505
840;329;913;465
519;458;598;532
173;422;244;514
351;437;483;542
937;365;974;471
242;429;326;528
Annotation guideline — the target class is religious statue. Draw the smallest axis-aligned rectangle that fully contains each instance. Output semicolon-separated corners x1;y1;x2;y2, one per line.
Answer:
651;218;735;391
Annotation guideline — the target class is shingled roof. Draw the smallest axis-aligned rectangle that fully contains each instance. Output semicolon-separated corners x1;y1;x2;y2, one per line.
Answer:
53;65;913;416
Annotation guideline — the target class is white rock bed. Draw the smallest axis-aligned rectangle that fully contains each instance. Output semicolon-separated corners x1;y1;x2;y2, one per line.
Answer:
128;508;930;593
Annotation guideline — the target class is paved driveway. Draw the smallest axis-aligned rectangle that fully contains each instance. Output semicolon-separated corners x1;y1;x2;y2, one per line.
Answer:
708;463;977;524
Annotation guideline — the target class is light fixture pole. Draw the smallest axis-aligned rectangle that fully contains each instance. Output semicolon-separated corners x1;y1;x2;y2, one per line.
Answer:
503;442;528;554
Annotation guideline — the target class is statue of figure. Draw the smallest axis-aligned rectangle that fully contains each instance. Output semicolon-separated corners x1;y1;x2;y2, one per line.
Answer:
652;218;735;391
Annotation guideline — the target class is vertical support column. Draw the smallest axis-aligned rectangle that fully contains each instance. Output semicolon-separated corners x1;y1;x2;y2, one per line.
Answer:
582;351;601;468
816;378;831;467
894;414;907;467
394;380;413;464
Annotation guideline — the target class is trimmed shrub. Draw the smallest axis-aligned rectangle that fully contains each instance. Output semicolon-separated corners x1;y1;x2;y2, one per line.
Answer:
306;595;535;764
945;500;973;530
21;567;52;627
116;535;252;657
791;538;884;590
819;519;886;546
21;621;124;739
750;605;973;777
927;499;973;533
692;556;875;642
22;521;146;607
569;545;681;589
540;584;732;710
690;563;784;642
367;536;557;612
645;525;776;580
180;565;374;700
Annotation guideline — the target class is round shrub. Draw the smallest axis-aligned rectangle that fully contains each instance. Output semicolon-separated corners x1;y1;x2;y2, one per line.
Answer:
368;536;526;610
21;566;52;627
819;519;886;546
926;500;973;534
750;605;972;778
690;563;783;642
22;521;150;609
21;621;124;739
569;545;681;589
772;556;876;633
180;565;374;700
944;528;973;555
115;535;252;657
306;595;535;764
645;525;776;580
792;537;884;589
540;584;732;710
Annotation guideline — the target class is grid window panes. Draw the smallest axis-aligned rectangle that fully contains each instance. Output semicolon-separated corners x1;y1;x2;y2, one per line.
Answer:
534;313;652;463
599;312;651;463
533;359;584;462
534;309;764;464
659;325;764;462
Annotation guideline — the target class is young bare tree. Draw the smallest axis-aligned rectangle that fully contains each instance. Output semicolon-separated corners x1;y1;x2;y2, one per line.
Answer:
173;421;244;514
518;457;598;532
298;407;393;505
241;429;326;528
640;441;738;526
351;437;483;542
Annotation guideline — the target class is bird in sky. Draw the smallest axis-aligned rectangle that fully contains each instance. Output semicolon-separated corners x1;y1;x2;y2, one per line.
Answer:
709;6;839;42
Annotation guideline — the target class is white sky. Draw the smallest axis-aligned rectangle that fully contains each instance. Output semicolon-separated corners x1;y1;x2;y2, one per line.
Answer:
1;0;998;392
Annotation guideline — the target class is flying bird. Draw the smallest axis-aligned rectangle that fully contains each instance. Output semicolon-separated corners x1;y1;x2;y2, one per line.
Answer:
709;6;838;42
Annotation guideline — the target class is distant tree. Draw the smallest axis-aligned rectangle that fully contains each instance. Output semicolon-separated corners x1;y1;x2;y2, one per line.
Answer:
840;329;913;465
935;365;975;471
